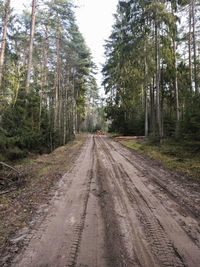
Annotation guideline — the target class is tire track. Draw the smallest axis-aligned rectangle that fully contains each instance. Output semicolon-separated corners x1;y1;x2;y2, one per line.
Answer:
96;136;189;267
117;165;184;267
94;137;139;267
11;135;200;267
66;168;93;267
95;137;157;266
101;135;200;267
111;138;200;219
13;136;96;267
106;137;200;249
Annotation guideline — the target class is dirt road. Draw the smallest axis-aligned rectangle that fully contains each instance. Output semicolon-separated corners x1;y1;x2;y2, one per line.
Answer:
12;135;200;267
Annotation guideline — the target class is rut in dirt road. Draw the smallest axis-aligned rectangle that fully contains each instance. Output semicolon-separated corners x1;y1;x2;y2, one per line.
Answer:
11;135;200;267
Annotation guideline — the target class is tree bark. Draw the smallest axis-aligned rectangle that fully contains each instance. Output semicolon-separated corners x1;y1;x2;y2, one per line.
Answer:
13;63;21;107
144;42;148;138
174;39;180;127
0;0;11;90
71;69;76;137
145;87;148;138
171;5;180;136
54;18;60;132
188;2;193;92
58;80;62;143
191;0;198;93
41;21;49;105
63;69;70;144
150;80;155;135
155;17;162;139
39;12;51;130
26;0;37;92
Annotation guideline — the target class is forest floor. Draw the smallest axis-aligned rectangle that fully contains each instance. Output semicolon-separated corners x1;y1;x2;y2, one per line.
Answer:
0;134;87;266
1;135;200;266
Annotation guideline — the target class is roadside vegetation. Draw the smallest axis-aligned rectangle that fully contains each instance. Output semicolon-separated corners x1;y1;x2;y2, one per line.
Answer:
0;134;87;259
102;0;200;147
102;0;200;182
120;138;200;182
0;0;100;163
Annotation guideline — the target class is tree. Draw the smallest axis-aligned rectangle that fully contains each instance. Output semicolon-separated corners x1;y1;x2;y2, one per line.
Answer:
0;0;99;160
102;0;199;142
26;0;37;91
0;0;10;89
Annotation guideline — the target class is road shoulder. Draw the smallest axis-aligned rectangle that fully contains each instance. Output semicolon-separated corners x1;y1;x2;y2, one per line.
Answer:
0;134;87;266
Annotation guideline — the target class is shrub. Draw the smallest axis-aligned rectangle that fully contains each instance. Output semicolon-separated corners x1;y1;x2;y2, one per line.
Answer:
6;147;27;160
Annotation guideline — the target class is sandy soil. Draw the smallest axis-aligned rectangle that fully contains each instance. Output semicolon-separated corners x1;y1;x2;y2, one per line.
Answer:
9;135;200;267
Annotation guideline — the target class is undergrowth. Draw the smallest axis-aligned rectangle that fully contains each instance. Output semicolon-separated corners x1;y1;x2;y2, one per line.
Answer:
0;134;87;257
120;139;200;182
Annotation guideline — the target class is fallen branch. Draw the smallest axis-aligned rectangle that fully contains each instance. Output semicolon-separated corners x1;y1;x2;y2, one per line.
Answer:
0;190;11;195
0;162;20;174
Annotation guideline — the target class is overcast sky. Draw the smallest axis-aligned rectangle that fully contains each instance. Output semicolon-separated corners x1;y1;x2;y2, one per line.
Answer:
11;0;118;95
75;0;118;95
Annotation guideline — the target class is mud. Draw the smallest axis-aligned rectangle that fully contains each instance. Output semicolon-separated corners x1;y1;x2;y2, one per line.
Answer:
9;135;200;267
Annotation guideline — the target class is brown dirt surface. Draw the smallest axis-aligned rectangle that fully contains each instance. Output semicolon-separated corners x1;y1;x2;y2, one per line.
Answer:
1;135;200;267
0;134;87;266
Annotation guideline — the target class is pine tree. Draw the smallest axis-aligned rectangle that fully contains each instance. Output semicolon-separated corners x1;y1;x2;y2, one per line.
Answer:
0;0;10;89
26;0;37;91
0;0;99;160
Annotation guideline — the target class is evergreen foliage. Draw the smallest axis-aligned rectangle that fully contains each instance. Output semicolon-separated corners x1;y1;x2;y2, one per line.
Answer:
102;0;200;143
0;0;98;160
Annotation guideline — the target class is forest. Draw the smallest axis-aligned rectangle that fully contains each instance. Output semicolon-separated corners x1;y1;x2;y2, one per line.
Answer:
1;1;200;265
1;0;200;163
103;0;200;145
0;0;100;162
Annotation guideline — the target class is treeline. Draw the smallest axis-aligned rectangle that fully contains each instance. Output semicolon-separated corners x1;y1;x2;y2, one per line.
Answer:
0;0;98;161
102;0;200;143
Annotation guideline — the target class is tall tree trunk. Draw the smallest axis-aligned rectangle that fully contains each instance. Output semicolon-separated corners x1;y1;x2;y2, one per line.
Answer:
155;18;162;139
54;18;60;132
63;69;70;145
72;98;76;137
0;0;10;89
174;38;180;132
41;8;52;106
23;45;27;67
39;13;51;130
150;80;155;135
76;89;80;133
58;77;62;143
171;5;180;136
188;2;193;92
191;0;198;93
41;22;49;105
72;69;76;137
145;87;148;138
26;0;37;92
63;100;66;145
144;42;148;138
160;65;164;138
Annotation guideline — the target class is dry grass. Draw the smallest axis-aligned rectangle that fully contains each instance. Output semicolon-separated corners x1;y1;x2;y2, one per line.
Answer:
120;139;200;182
